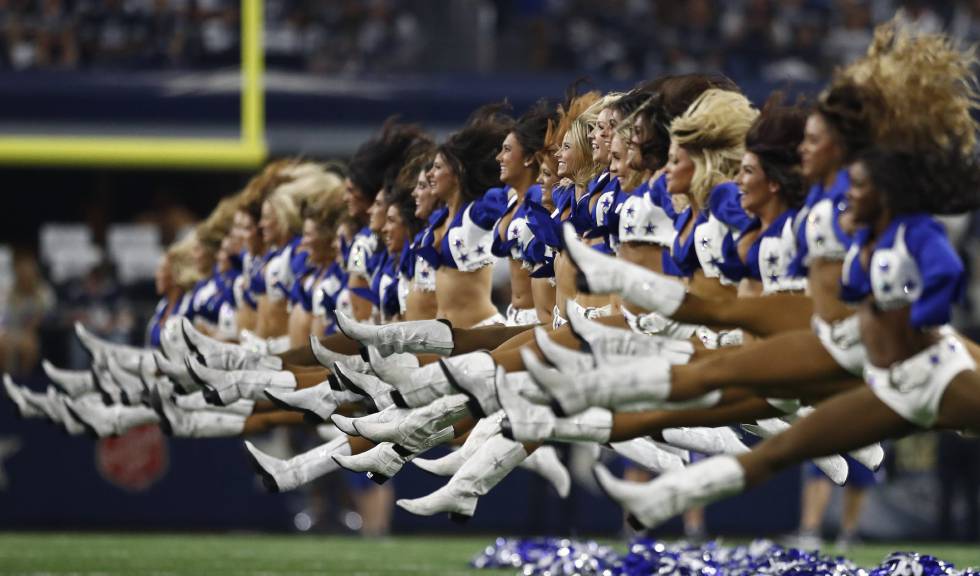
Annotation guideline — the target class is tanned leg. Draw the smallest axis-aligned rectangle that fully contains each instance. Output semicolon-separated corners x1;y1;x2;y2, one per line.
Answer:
738;387;913;487
450;325;536;354
242;410;307;434
671;293;813;337
609;390;781;442
669;330;845;401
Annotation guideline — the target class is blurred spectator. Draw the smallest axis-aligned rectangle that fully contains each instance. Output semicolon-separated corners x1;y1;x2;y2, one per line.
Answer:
937;432;980;542
0;0;965;86
61;261;134;368
0;251;55;376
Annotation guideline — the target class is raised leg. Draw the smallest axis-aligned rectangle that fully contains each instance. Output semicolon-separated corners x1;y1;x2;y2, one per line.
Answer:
670;330;845;401
672;293;813;337
738;387;914;488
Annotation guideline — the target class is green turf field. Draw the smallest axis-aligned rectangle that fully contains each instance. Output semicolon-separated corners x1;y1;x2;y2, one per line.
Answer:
0;533;976;575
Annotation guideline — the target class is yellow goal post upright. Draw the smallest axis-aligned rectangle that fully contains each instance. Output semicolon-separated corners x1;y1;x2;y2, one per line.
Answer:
0;0;266;169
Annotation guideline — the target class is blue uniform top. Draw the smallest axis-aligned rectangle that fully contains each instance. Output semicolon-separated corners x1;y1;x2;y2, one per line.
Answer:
416;188;508;272
147;298;169;348
789;169;852;278
739;208;806;293
669;182;751;279
841;214;964;329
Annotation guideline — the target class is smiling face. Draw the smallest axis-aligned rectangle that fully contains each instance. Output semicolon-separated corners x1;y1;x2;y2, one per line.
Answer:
609;132;630;179
259;200;287;247
428;152;459;203
590;107;616;165
234;210;262;255
300;218;333;263
344;177;373;220
367;193;387;233
556;132;580;179
799;113;845;184
382;204;408;255
736;152;777;216
496;132;528;186
412;168;437;219
846;159;880;226
664;140;695;196
627;114;646;171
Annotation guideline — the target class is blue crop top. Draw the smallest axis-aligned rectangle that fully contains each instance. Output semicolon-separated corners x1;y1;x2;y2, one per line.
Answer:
669;182;751;280
789;169;852;278
841;214;963;329
416;188;508;273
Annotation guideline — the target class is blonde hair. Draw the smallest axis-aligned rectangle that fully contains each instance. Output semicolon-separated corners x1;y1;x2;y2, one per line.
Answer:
167;233;203;291
266;162;346;236
849;22;978;153
671;89;758;208
302;169;349;235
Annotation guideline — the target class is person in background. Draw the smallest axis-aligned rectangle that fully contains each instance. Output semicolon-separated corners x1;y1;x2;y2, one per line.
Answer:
0;251;55;376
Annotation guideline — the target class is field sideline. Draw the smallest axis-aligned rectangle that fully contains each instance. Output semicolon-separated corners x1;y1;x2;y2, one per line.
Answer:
0;533;977;575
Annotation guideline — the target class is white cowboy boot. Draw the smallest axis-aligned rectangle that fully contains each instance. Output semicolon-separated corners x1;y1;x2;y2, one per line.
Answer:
386;362;455;409
174;391;255;417
48;391;91;435
331;405;406;436
792;406;884;471
105;355;147;405
438;352;499;417
396;434;528;521
563;225;686;316
238;329;269;354
155;392;247;438
153;351;200;394
366;346;420;381
336;311;455;356
75;322;143;363
90;366;124;405
332;362;395;409
41;360;96;398
354;394;470;452
740;418;849;486
310;334;370;373
245;436;351;492
519;445;571;498
566;311;694;365
67;401;159;437
532;327;595;372
412;412;504;476
158;317;190;360
181;318;270;368
4;375;50;418
609;438;686;473
185;357;296;405
661;426;750;456
334;427;454;484
497;367;612;443
653;441;691;463
593;456;745;530
265;381;363;424
522;348;671;416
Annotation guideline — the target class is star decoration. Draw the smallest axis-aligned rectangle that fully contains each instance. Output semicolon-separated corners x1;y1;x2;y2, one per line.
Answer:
602;198;613;210
709;257;722;268
454;239;463;248
420;270;429;278
0;437;21;491
625;225;635;234
904;281;917;293
881;282;893;293
626;207;635;217
475;246;486;255
644;223;656;235
700;238;711;248
766;253;779;267
815;235;825;246
460;253;469;262
769;273;779;283
930;355;940;365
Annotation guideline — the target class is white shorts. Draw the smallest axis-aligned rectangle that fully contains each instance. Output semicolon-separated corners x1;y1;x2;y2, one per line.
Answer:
505;304;540;327
472;312;507;328
811;314;866;376
621;306;698;340
865;334;975;428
